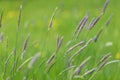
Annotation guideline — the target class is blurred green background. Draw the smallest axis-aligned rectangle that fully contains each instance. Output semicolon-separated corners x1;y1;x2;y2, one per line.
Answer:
0;0;120;80
0;0;120;51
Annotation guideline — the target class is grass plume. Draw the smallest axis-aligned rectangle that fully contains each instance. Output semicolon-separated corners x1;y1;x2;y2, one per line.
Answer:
21;34;30;60
48;7;58;30
66;41;85;54
102;0;110;14
28;53;40;69
74;56;91;75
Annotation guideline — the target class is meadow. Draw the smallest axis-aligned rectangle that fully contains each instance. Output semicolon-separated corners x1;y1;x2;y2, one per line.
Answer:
0;0;120;80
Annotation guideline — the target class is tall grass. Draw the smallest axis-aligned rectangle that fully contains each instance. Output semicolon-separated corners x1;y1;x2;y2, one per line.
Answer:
0;0;120;80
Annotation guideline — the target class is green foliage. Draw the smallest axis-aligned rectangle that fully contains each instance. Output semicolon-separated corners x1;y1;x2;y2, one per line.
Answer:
0;0;120;80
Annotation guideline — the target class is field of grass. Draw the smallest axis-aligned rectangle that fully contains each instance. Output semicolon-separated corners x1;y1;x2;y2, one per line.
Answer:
0;0;120;80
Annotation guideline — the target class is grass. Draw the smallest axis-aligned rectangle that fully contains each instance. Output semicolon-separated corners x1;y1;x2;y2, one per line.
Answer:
0;0;120;80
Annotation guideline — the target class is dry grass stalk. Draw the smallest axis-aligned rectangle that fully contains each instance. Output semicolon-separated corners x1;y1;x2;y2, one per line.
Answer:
93;28;103;42
66;41;85;54
74;56;91;75
28;53;40;69
48;7;58;30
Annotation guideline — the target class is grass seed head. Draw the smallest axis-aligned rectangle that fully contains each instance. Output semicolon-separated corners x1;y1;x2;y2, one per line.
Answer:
93;28;103;42
28;53;40;69
97;52;111;67
74;56;91;75
66;41;85;54
106;14;113;26
48;7;58;30
88;14;102;30
46;53;56;67
75;12;89;39
102;0;110;14
21;34;30;60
